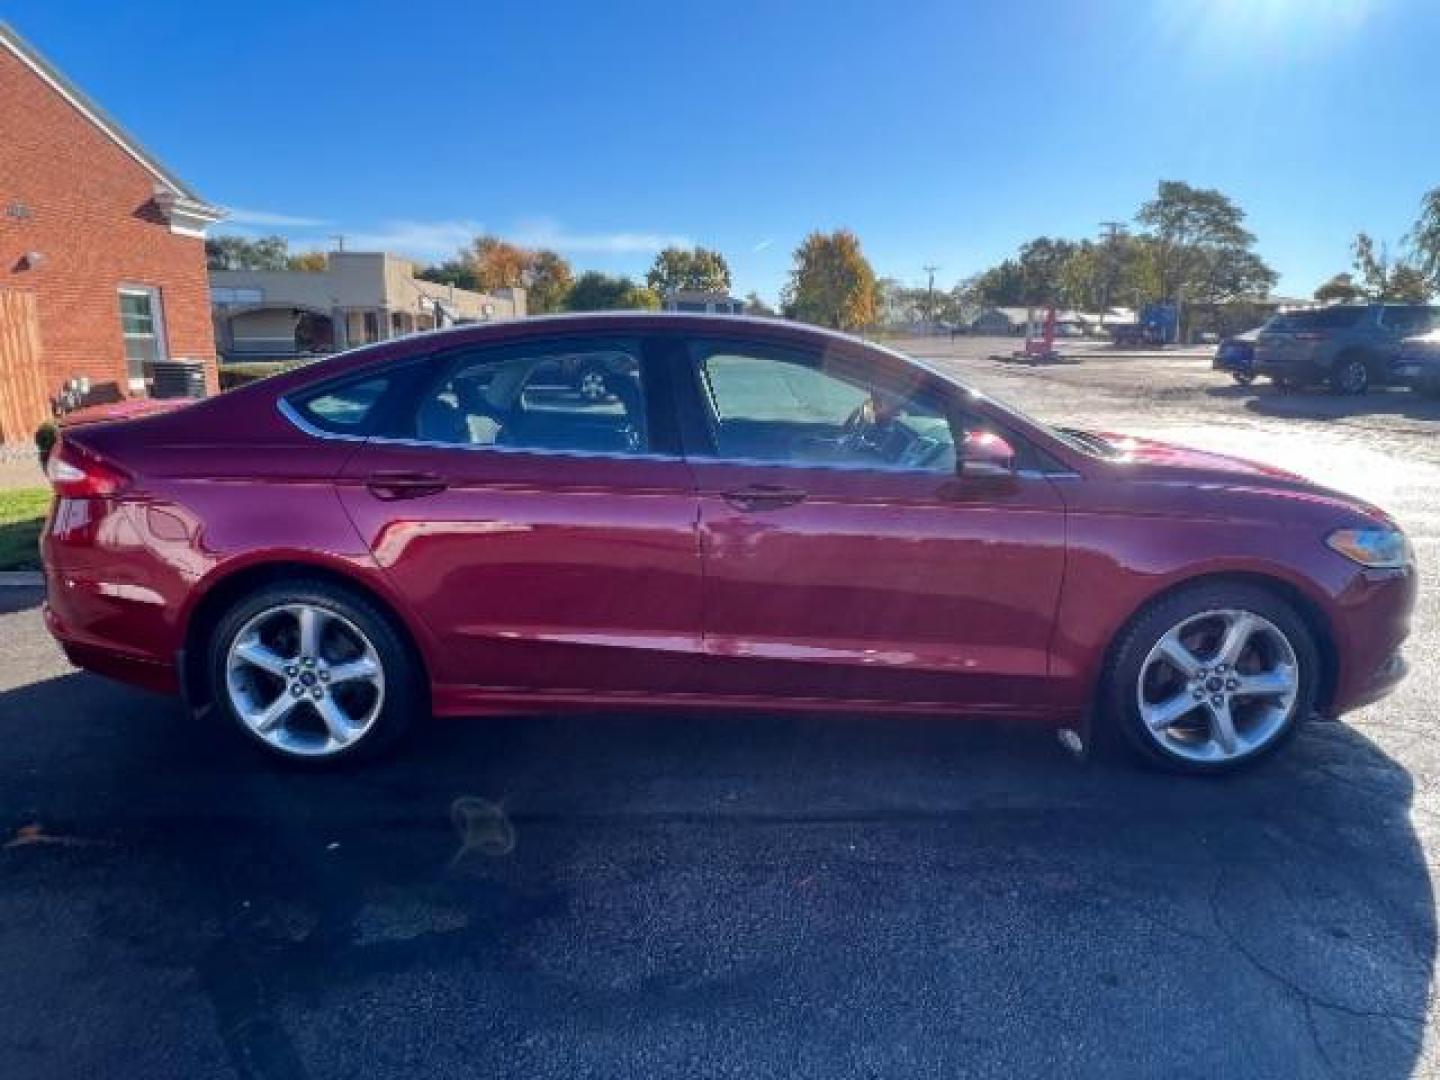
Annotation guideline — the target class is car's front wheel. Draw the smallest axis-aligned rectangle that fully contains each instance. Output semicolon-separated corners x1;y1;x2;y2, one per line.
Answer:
1104;583;1319;774
207;579;421;764
1330;353;1371;395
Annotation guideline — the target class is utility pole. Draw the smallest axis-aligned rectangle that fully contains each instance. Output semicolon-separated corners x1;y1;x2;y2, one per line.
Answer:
1097;222;1127;324
330;233;346;252
922;264;939;328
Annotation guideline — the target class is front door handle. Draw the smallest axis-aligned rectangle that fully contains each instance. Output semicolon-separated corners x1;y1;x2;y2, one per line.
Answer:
365;471;448;500
722;484;807;511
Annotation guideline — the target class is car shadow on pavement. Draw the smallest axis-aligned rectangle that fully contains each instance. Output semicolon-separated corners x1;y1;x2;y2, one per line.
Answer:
1204;383;1440;424
0;671;1433;1079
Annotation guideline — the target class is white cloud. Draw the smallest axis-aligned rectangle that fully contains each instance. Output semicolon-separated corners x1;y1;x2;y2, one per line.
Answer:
286;220;484;261
752;237;775;253
509;218;692;254
222;206;330;228
275;217;691;263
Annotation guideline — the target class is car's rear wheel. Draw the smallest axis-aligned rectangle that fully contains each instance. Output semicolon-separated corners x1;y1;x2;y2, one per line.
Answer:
207;580;420;764
1330;353;1370;395
1104;583;1319;775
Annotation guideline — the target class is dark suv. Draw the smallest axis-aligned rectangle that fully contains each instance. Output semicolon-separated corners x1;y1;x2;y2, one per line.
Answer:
1252;303;1438;394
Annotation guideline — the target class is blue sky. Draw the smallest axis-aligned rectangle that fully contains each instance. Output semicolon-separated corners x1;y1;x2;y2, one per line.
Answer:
9;0;1440;301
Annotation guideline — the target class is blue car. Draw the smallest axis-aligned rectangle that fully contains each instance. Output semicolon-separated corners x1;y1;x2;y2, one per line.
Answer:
1392;329;1440;397
1212;329;1259;385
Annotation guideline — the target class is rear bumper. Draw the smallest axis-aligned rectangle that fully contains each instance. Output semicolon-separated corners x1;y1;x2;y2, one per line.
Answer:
43;567;180;693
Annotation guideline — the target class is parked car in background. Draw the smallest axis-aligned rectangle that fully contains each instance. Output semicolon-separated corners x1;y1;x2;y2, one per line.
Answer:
1212;329;1260;385
1252;303;1439;394
40;314;1414;775
1392;329;1440;397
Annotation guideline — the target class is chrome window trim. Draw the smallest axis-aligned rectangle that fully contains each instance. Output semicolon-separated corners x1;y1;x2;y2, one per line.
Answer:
365;434;686;464
279;400;1083;477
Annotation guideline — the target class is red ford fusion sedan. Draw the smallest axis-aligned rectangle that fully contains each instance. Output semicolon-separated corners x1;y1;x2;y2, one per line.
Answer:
41;314;1415;773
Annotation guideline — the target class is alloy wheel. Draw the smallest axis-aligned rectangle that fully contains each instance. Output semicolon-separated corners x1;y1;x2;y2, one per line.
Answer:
225;602;385;757
1135;608;1300;764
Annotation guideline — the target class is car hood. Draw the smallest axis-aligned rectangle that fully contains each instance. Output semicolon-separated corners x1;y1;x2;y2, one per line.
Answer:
1095;432;1394;523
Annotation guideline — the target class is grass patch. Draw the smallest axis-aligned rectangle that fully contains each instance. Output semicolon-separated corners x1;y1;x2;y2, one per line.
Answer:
0;487;50;571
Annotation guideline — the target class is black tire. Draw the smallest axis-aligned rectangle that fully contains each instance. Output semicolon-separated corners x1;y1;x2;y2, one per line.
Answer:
1329;353;1370;396
1231;372;1255;386
1102;582;1320;776
206;578;422;765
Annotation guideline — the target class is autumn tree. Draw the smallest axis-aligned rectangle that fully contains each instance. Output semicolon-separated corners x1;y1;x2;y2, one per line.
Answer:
286;251;327;272
466;236;529;290
525;249;574;313
781;229;878;330
646;246;732;297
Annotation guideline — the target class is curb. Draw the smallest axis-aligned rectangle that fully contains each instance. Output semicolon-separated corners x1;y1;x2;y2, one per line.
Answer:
0;571;43;587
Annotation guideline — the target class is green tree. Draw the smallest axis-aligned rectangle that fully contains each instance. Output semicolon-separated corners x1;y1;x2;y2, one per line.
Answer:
646;246;732;297
970;259;1026;306
525;249;574;313
1313;272;1364;303
743;291;776;316
205;234;291;271
416;258;479;290
1352;233;1432;301
567;271;649;311
781;229;878;330
1134;180;1276;308
1409;186;1440;292
1015;237;1079;305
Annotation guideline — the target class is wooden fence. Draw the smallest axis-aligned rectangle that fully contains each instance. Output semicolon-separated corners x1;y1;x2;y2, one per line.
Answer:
0;288;48;445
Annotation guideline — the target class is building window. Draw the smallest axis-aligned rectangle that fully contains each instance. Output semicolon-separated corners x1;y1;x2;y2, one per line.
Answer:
363;311;380;343
118;286;168;388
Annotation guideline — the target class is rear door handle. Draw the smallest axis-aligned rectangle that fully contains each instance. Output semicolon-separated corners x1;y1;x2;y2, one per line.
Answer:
722;484;807;511
365;471;448;500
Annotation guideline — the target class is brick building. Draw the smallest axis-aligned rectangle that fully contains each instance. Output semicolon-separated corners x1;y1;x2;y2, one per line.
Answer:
0;21;222;439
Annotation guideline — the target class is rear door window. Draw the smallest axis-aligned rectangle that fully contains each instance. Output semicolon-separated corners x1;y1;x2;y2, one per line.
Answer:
408;338;651;456
1264;307;1365;332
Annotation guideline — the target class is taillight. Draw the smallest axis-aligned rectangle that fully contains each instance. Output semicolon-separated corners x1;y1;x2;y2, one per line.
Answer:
46;441;130;498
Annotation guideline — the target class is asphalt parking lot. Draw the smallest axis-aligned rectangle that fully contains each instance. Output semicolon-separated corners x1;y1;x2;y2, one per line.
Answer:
2;337;1438;1079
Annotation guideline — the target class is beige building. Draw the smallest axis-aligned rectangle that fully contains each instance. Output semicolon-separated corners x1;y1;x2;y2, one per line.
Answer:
211;251;525;360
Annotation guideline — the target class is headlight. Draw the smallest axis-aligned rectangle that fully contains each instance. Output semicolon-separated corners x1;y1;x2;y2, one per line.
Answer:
1326;527;1412;569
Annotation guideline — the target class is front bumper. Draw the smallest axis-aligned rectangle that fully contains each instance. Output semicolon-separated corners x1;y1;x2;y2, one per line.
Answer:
1327;566;1418;717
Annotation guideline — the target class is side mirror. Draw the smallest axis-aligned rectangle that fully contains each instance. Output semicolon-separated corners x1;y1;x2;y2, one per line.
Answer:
958;430;1017;480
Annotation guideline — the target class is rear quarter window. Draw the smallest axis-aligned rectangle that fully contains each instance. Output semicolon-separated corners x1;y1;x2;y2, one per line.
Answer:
287;374;395;436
